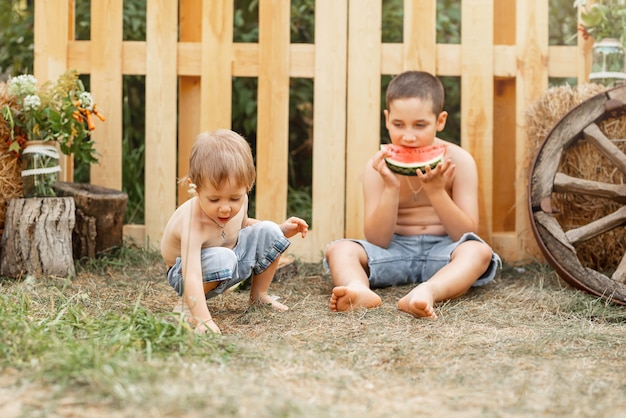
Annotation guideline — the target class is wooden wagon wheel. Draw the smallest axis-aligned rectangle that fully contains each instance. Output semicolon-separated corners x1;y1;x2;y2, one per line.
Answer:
528;85;626;305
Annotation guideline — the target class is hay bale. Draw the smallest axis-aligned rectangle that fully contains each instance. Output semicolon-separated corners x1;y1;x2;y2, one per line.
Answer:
0;149;23;235
525;83;607;172
526;83;626;271
0;82;24;236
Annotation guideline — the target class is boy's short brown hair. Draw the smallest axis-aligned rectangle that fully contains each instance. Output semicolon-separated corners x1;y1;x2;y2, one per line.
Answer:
386;71;445;115
186;129;256;192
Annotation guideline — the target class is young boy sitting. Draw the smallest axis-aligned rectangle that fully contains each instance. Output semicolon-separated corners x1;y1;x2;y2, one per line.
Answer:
325;70;501;319
161;129;308;334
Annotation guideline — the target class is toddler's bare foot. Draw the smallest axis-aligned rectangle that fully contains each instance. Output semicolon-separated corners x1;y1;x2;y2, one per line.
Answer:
397;284;437;319
251;294;289;311
329;285;382;312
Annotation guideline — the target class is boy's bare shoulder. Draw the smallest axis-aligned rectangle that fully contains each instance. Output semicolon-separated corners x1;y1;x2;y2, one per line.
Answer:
438;139;476;165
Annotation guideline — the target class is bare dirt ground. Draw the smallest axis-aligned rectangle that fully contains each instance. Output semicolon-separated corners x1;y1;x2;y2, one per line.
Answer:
2;259;626;418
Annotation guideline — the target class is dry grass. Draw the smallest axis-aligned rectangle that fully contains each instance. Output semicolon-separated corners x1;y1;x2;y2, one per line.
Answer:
2;251;626;418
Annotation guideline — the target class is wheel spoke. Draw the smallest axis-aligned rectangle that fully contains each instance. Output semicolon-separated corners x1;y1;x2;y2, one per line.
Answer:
553;172;626;203
612;253;626;284
565;205;626;245
583;123;626;175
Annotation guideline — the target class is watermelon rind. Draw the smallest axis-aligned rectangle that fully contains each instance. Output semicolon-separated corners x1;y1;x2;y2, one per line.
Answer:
381;144;446;176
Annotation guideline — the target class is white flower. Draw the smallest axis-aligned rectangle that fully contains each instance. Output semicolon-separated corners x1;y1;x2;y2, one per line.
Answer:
22;94;41;111
7;74;38;97
573;0;588;7
78;91;94;111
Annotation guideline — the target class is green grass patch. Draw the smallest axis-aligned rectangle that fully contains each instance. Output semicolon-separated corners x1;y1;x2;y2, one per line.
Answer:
0;246;235;398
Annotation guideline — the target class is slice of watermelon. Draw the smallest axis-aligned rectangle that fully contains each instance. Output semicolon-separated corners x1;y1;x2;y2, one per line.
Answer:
381;143;447;176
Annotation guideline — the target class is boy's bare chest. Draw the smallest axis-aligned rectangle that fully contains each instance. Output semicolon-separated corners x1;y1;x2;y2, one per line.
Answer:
197;219;239;249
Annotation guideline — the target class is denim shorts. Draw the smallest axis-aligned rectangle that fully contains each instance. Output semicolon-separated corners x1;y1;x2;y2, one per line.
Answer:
167;221;290;299
330;232;501;288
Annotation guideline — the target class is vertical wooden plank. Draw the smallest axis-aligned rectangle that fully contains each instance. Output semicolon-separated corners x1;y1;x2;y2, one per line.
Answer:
492;80;516;230
33;0;70;180
461;0;494;243
494;0;515;45
200;0;234;130
65;0;77;182
90;0;123;190
403;0;436;72
145;0;179;247
34;0;69;82
345;0;382;239
516;0;549;259
312;0;348;255
491;0;518;261
288;0;348;260
256;0;290;222
178;1;203;207
68;0;76;40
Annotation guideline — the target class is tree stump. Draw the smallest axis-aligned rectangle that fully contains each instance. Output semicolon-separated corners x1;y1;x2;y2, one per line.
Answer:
54;182;128;259
0;197;76;278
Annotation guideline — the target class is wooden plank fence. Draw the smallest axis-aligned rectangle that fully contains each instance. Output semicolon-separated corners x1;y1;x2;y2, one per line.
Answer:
33;0;596;263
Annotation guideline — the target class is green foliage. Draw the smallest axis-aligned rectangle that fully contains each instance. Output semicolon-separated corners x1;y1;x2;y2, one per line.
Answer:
550;0;579;45
0;0;34;79
437;0;462;44
121;75;147;224
287;185;312;225
577;0;626;45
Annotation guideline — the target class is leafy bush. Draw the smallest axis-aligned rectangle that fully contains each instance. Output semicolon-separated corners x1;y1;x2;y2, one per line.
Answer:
0;0;34;80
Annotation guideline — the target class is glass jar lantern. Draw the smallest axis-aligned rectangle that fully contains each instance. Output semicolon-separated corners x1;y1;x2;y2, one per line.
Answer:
21;141;61;198
589;38;626;88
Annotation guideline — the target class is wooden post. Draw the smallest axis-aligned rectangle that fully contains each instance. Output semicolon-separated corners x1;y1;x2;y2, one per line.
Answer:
0;197;75;278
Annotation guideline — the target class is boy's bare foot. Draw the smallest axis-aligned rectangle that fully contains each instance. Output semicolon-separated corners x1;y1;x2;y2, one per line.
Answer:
329;285;382;312
251;294;289;311
397;284;437;319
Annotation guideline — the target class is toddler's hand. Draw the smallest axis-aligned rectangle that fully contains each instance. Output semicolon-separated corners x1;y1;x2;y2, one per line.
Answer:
195;319;221;334
280;217;309;238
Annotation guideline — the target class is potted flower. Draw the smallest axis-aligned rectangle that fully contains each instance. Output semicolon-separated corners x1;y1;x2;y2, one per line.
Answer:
0;69;105;197
576;0;626;86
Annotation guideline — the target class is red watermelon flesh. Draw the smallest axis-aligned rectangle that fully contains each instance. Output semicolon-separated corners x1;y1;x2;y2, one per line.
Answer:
381;143;447;176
